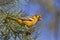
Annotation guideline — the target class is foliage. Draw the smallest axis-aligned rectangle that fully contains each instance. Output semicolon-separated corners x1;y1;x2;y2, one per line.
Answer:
0;9;41;40
0;0;59;40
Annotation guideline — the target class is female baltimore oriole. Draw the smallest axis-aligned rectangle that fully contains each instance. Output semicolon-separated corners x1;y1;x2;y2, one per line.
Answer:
5;14;42;28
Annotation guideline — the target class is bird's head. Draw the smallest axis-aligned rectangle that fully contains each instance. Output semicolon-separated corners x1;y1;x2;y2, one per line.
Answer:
35;14;42;21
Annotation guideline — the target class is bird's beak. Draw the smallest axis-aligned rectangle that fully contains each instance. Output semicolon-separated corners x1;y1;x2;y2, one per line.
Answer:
39;17;42;21
38;17;42;21
39;15;42;21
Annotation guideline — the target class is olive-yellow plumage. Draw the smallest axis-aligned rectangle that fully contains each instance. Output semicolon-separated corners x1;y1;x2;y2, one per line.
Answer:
5;14;42;28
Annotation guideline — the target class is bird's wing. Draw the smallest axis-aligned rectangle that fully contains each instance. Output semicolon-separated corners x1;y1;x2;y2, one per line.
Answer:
19;16;33;21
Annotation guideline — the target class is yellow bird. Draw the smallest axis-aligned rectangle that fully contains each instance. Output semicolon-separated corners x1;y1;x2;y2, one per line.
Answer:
5;14;42;28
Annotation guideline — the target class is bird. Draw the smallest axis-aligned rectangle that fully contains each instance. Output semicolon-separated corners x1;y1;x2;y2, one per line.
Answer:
5;14;42;28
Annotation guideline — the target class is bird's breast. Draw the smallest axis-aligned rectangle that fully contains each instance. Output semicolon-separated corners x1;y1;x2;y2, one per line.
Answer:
23;19;38;27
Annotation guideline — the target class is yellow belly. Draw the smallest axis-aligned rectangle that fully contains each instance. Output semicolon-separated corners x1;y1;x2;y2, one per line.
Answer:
24;21;33;27
23;20;37;28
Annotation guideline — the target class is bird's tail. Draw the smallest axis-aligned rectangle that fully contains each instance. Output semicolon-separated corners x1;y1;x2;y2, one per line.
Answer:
6;16;15;20
4;16;15;23
5;16;23;24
